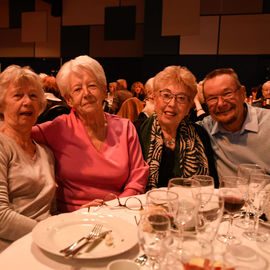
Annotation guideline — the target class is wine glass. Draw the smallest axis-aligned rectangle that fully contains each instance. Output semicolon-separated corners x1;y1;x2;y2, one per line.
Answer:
217;176;247;245
146;189;179;229
137;208;171;269
192;175;214;194
168;177;200;231
196;192;224;243
161;235;213;270
168;178;200;254
243;173;270;241
168;177;201;202
192;175;215;209
236;164;265;229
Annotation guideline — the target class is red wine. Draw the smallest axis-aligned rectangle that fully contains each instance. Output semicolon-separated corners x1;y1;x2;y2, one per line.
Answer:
224;196;245;213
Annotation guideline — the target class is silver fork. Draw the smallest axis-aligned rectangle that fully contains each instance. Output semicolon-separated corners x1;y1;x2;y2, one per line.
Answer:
60;224;100;254
65;224;103;257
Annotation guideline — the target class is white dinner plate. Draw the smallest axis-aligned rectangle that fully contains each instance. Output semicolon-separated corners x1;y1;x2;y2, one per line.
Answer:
224;244;268;270
32;212;138;259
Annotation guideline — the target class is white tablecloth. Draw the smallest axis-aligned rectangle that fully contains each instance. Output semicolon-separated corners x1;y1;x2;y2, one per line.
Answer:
1;193;270;270
0;195;145;270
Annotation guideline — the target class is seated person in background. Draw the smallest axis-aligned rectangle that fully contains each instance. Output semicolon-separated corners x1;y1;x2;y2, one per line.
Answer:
117;81;146;123
109;78;133;114
252;81;270;109
189;81;209;122
198;68;270;179
117;97;144;122
103;81;117;111
133;77;155;132
249;85;263;107
0;65;56;252
37;75;70;123
32;55;149;213
131;81;146;101
139;65;218;190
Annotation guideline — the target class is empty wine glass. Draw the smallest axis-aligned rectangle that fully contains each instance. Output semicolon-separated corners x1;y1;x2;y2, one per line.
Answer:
192;175;214;194
168;178;200;231
192;175;215;209
236;163;265;229
168;177;200;202
196;192;224;243
217;176;248;245
168;178;200;255
243;173;270;241
138;208;171;269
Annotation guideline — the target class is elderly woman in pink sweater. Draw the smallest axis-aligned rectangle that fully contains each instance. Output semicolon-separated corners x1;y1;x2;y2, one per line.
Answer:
32;55;149;213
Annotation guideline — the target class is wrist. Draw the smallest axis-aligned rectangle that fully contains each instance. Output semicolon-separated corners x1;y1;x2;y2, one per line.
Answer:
196;108;204;112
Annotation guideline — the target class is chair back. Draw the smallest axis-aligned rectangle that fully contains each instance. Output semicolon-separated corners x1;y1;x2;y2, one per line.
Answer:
117;97;144;122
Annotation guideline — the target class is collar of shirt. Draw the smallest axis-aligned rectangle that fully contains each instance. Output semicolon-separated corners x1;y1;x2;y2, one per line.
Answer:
211;103;259;136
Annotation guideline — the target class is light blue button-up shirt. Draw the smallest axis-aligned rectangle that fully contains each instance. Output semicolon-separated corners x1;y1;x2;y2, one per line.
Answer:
198;103;270;179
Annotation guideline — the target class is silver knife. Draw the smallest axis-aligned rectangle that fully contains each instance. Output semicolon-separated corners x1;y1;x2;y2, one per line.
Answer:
65;230;112;257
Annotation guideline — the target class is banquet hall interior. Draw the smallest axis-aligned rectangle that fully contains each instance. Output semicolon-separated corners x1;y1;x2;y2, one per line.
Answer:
0;0;269;93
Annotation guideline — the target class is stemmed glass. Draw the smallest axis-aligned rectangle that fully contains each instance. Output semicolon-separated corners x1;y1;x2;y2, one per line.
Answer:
168;178;200;203
217;176;248;245
192;175;215;210
243;173;270;241
192;175;214;194
137;208;171;269
236;164;265;229
146;189;179;229
161;236;213;270
168;178;200;254
196;192;224;243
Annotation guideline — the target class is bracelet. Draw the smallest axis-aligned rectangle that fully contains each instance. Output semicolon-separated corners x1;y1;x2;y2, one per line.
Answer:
196;108;204;112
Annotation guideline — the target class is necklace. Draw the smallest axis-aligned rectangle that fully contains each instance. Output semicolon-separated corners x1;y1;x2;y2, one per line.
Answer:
163;138;175;147
103;113;108;128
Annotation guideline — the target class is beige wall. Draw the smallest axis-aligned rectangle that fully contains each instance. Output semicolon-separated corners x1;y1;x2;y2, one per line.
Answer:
0;0;269;58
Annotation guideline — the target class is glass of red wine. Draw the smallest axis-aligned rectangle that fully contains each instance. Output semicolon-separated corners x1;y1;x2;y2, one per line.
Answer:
217;176;248;245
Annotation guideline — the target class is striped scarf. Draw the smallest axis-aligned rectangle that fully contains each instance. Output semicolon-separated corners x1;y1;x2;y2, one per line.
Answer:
146;115;209;190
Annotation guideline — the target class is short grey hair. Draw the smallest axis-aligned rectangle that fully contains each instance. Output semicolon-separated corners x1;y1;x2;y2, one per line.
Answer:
203;68;241;90
56;55;107;99
0;65;46;115
262;80;270;90
153;65;197;100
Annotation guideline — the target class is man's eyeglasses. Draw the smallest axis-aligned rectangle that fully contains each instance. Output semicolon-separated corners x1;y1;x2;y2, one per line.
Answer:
159;89;190;104
205;86;241;106
88;193;143;212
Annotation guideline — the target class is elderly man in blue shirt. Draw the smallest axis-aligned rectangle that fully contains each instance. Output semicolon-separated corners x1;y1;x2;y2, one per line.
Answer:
197;68;270;180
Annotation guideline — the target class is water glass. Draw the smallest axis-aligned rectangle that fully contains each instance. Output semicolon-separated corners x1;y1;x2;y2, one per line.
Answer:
138;208;171;269
236;163;265;229
146;189;179;229
243;173;270;241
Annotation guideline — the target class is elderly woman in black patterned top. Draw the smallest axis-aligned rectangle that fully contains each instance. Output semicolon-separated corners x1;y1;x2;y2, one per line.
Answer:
139;65;218;190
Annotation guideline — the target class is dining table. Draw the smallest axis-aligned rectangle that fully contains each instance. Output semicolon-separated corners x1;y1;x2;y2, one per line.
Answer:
1;191;270;270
